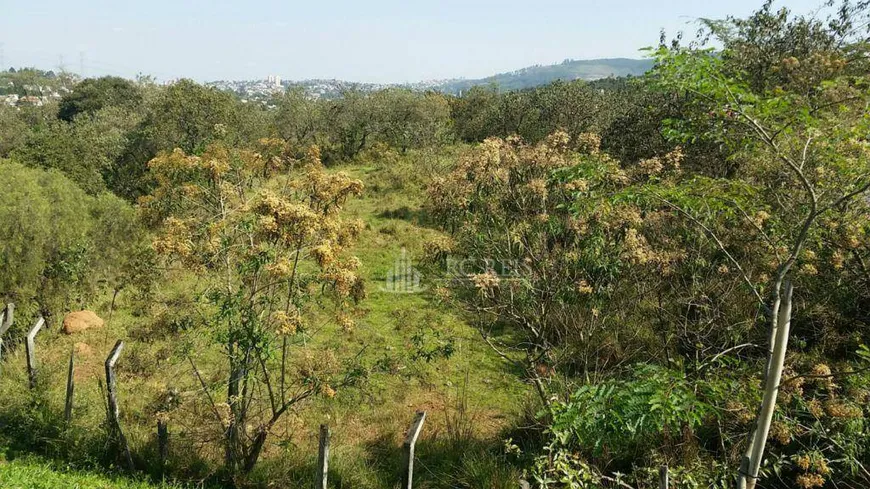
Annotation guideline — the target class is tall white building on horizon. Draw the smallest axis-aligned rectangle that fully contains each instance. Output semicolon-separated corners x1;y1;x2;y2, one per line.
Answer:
267;75;281;87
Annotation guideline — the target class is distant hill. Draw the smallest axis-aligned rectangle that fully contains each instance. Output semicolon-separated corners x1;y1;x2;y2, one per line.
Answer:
431;58;654;94
207;58;655;101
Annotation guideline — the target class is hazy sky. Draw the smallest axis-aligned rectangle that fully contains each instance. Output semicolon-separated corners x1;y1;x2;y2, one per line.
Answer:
1;0;827;83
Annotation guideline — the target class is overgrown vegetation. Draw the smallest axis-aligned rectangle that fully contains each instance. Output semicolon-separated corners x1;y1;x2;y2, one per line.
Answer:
0;2;869;488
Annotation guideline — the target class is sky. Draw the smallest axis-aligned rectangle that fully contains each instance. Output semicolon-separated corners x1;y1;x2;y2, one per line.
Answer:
0;0;828;83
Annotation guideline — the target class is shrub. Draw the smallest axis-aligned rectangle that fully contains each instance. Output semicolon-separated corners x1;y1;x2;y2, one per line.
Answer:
549;364;714;464
0;160;148;325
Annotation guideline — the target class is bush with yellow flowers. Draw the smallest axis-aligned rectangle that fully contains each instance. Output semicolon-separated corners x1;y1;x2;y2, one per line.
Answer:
142;140;365;475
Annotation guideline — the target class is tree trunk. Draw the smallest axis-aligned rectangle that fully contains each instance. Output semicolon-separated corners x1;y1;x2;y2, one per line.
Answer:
225;341;242;472
738;280;793;489
242;429;268;474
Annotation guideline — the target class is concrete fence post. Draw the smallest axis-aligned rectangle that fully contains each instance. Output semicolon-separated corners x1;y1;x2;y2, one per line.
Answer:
25;317;44;389
315;424;330;489
402;411;426;489
105;340;134;470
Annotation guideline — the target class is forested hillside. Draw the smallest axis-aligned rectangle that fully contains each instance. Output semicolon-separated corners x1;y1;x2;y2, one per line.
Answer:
1;2;869;489
435;58;654;93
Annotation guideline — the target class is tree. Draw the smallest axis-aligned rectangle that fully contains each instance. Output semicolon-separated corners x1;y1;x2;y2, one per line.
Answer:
0;161;146;324
370;88;452;152
142;140;366;475
650;2;870;486
271;87;323;151
321;88;376;161
448;85;501;142
111;79;260;200
426;132;681;409
57;76;143;122
12;106;142;194
0;105;28;157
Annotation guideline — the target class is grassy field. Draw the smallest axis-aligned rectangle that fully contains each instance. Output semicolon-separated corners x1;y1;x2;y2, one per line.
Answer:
0;456;185;489
0;150;528;488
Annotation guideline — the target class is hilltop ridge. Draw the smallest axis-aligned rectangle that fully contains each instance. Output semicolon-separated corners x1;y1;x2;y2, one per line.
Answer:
208;57;654;100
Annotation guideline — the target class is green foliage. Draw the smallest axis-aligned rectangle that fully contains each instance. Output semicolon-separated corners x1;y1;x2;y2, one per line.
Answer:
0;161;148;322
139;79;244;155
0;68;72;97
0;105;28;157
1;2;869;488
448;78;664;158
368;88;452;152
12;106;142;194
549;365;714;460
271;87;323;150
111;79;265;199
0;456;186;489
58;76;144;122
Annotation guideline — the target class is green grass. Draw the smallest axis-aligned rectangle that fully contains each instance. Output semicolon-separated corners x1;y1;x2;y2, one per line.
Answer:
0;456;183;489
0;149;528;488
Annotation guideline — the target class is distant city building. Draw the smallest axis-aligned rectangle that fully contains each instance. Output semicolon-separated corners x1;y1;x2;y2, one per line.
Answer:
266;75;281;87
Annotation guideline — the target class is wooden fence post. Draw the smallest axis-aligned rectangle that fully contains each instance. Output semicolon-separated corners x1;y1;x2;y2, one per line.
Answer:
105;340;134;470
0;303;13;372
659;464;669;489
64;348;75;423
25;317;44;389
401;411;426;489
157;416;169;470
1;303;13;332
315;424;330;489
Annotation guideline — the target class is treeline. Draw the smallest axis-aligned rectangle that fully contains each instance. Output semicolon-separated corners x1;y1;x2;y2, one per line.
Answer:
0;1;869;487
0;70;675;202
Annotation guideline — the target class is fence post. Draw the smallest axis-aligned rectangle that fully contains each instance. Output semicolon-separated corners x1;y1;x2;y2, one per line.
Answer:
0;303;13;372
401;411;426;489
105;340;134;470
2;303;13;326
25;317;44;389
315;424;330;489
659;464;669;489
64;348;75;422
157;415;169;470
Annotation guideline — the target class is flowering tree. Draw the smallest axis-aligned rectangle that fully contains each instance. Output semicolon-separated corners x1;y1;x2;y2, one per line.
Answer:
429;32;870;478
427;132;689;410
142;139;365;474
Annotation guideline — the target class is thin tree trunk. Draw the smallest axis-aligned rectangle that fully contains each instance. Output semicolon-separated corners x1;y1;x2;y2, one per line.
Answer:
226;340;241;472
157;418;169;470
108;288;121;324
243;429;268;474
738;281;793;489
